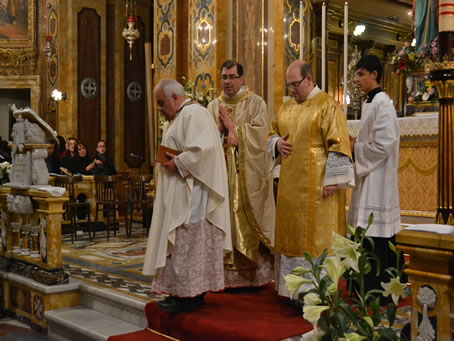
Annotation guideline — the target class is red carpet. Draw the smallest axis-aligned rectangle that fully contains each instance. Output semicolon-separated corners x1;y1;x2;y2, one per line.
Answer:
145;284;312;341
108;283;411;341
110;284;312;341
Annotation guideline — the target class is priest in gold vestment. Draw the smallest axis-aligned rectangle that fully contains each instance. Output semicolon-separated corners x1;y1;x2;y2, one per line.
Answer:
267;61;354;297
208;60;275;288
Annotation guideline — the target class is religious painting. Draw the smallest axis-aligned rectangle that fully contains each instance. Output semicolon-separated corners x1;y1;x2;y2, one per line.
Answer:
0;0;35;48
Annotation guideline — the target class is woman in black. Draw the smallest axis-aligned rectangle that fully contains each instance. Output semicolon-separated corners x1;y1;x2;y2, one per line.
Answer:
44;138;60;174
77;141;95;175
92;139;116;176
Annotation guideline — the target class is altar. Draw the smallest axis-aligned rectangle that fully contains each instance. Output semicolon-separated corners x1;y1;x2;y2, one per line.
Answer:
347;114;439;223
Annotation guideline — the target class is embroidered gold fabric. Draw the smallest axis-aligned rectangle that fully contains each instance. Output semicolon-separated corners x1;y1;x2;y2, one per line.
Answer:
208;89;275;271
269;93;351;257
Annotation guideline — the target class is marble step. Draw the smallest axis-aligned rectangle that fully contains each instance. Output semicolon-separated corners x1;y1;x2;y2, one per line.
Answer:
45;305;144;341
79;283;148;328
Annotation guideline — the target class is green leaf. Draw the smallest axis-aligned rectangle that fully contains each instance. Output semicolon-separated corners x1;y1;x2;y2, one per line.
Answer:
388;241;397;254
304;252;312;263
377;327;398;340
386;303;397;326
368;212;374;227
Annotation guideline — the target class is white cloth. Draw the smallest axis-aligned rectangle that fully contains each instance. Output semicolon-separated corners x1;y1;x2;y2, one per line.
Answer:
274;253;324;298
37;186;66;197
143;101;232;276
348;92;401;238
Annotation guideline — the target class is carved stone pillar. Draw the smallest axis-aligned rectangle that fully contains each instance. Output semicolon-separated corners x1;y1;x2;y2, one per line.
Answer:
11;221;21;254
30;224;40;259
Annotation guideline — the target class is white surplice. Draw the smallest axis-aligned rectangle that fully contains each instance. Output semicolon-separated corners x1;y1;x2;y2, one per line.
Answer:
348;92;401;238
143;100;232;278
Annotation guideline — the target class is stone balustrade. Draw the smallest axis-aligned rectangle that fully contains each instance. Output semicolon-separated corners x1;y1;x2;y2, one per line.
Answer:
0;186;68;285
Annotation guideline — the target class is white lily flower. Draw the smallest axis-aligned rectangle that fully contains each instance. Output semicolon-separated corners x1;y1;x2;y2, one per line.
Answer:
363;316;373;328
331;233;360;273
422;92;430;101
291;266;311;276
324;256;345;289
381;276;408;305
303;305;329;329
304;292;322;306
284;274;312;299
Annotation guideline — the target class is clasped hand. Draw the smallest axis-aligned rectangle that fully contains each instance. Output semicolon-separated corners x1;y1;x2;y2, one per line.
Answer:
162;152;177;174
277;133;293;158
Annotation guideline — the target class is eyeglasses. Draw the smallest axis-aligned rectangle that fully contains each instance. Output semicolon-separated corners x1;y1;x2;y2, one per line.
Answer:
286;77;306;89
221;74;241;81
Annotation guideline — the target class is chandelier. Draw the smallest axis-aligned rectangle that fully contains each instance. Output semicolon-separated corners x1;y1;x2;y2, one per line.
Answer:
122;0;140;61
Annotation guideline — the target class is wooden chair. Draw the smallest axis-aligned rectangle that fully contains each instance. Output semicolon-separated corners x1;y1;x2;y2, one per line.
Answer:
127;174;154;236
94;175;128;240
54;175;92;243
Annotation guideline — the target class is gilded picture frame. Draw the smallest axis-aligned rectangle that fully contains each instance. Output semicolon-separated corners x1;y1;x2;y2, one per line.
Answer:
0;0;35;49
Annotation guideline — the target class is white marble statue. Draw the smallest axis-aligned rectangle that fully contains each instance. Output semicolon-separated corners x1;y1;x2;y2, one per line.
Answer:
6;194;34;215
31;149;49;185
8;105;57;188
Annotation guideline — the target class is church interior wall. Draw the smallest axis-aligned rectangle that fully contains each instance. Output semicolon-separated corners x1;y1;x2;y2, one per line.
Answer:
0;0;414;174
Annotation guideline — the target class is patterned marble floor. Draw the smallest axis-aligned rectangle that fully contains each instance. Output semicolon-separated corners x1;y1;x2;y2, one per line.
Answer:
61;223;164;302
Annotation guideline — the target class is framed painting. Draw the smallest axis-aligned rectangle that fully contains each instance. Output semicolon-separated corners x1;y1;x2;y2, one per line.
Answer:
0;0;35;49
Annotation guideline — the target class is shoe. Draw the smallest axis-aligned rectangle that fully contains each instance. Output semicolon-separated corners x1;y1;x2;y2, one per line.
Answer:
157;296;180;313
179;294;205;312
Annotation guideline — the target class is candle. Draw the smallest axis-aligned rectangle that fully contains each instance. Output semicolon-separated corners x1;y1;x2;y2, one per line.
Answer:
439;0;454;32
344;2;348;116
321;2;326;92
300;1;304;60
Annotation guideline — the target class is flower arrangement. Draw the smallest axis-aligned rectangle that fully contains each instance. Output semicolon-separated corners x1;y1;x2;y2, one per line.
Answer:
392;36;439;76
391;42;422;75
409;80;439;105
0;161;11;185
181;76;214;107
285;214;409;340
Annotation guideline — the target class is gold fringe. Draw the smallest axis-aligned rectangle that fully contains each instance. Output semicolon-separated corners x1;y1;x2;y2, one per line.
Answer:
146;328;180;341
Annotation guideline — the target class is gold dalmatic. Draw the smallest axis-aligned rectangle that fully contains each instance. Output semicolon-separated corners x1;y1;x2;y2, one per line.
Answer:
269;92;351;257
208;88;275;271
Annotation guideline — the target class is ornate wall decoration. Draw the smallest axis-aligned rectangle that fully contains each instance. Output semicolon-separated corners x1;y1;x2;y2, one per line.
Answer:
284;0;314;67
190;0;215;98
126;81;142;102
0;0;37;75
155;0;175;77
33;295;44;320
191;0;215;69
80;77;98;99
47;5;58;87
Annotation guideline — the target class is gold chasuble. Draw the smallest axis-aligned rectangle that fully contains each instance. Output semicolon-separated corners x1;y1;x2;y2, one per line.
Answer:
208;88;275;271
269;92;351;258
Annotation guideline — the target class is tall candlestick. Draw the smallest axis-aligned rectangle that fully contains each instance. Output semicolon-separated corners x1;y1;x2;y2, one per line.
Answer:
300;1;304;60
321;2;326;92
343;2;348;116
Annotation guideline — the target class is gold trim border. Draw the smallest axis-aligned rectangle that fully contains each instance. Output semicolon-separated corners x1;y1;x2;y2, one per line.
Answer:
237;126;272;249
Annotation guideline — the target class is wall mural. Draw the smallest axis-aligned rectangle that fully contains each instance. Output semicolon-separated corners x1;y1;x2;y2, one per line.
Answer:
155;0;175;77
190;0;214;101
